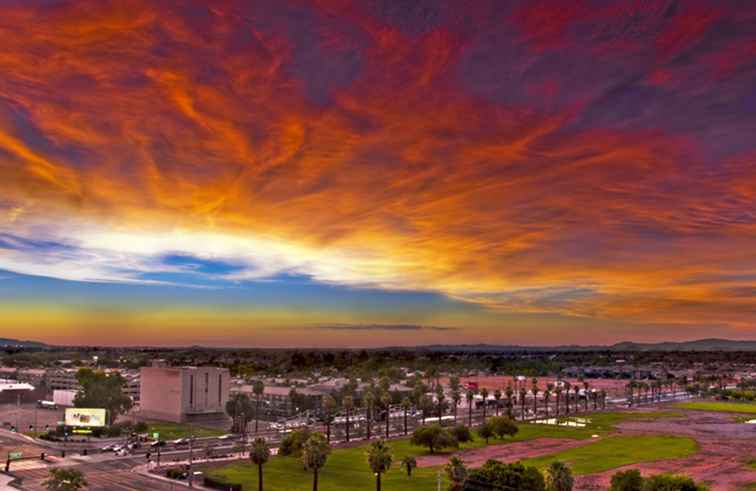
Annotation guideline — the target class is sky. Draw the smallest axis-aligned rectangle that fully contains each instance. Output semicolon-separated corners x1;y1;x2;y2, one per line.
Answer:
0;0;754;347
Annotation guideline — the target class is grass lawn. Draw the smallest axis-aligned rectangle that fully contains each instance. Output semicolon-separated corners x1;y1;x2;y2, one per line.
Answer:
521;435;698;475
147;422;225;440
674;401;756;414
746;458;756;470
207;411;685;490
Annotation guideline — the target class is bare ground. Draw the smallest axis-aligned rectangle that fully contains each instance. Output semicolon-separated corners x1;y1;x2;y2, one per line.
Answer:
576;410;756;491
416;437;598;468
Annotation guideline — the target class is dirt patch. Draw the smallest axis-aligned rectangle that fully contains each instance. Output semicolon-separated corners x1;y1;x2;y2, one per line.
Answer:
575;410;756;491
416;438;597;468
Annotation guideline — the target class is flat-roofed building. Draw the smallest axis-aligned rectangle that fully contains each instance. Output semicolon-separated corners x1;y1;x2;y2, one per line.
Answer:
139;362;230;423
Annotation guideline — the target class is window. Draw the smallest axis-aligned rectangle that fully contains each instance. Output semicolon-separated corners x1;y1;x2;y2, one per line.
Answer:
189;375;194;406
218;374;222;405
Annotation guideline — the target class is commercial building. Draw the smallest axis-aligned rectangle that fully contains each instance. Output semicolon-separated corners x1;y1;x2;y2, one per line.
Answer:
139;362;230;423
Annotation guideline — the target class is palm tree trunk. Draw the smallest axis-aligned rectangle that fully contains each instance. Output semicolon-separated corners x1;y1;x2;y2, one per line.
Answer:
255;397;260;433
403;409;408;435
346;412;350;442
326;422;331;442
313;469;318;491
468;402;472;426
258;463;263;491
376;473;381;491
386;412;390;438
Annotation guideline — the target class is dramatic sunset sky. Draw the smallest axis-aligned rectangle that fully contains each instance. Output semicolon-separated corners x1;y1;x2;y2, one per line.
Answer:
0;0;754;347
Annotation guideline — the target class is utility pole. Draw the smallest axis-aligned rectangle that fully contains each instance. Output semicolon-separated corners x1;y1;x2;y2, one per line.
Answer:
188;434;194;488
437;469;442;491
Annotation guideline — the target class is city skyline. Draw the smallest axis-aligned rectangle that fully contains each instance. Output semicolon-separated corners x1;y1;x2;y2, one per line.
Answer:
1;0;755;347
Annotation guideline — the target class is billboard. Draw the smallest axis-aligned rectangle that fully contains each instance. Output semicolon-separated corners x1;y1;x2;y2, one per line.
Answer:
65;408;107;428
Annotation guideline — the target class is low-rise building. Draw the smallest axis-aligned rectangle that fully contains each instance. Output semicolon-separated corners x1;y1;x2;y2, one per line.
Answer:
139;361;230;423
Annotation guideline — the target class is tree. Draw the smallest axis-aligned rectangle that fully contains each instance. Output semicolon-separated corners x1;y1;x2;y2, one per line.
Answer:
555;386;562;416
401;456;417;477
435;384;447;423
546;461;574;491
446;456;468;491
381;392;392;438
250;437;270;491
610;469;643;491
519;387;527;420
489;416;518;439
477;420;494;444
464;460;545;491
465;389;476;426
322;395;337;442
74;368;133;425
480;388;489;420
279;428;311;456
302;433;331;491
43;468;88;491
532;379;540;418
505;385;514;419
401;397;412;436
544;385;553;419
226;393;254;434
451;389;462;424
252;380;265;434
343;395;354;442
564;382;571;414
367;440;392;491
450;424;473;443
410;424;458;454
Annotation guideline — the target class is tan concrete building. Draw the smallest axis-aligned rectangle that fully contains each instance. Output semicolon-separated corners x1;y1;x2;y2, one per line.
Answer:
139;362;230;423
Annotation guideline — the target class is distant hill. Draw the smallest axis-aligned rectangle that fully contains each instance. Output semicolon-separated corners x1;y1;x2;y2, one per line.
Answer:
0;337;48;348
409;338;756;352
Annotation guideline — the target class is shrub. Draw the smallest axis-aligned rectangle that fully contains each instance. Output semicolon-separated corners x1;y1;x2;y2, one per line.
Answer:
451;425;473;444
165;467;186;480
464;460;545;491
489;416;518;439
642;473;709;491
611;470;643;491
545;461;574;491
477;421;494;443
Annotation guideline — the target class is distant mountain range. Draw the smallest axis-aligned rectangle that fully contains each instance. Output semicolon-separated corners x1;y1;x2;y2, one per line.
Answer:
0;337;48;348
411;338;756;352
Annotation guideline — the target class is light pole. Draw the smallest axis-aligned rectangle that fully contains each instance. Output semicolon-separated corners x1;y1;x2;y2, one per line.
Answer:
188;434;195;488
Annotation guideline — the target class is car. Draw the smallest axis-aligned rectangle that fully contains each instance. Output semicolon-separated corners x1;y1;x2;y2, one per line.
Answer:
170;438;188;446
115;448;130;456
217;434;233;440
101;444;116;452
150;440;166;448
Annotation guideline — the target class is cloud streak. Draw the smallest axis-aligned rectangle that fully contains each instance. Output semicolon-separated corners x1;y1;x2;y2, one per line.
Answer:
0;0;754;342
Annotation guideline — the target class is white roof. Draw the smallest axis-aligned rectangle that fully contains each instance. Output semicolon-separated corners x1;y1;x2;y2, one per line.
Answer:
0;382;34;392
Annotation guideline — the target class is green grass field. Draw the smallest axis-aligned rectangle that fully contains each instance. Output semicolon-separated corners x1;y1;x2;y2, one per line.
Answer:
206;411;688;490
147;422;225;440
674;401;756;414
521;435;697;475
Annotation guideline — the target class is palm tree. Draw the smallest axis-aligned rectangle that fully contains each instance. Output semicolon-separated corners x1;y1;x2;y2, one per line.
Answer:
573;385;581;413
367;440;392;491
519;387;527;420
253;380;265;434
564;382;571;414
381;392;392;438
532;379;540;418
302;433;331;491
465;389;476;426
289;388;299;415
493;389;502;416
322;395;336;442
582;382;589;411
401;397;411;435
435;384;446;423
226;393;253;435
555;386;562;416
445;456;468;491
43;468;87;490
505;384;514;419
364;390;375;440
545;460;574;491
544;387;552;418
343;395;354;443
250;437;270;491
426;367;439;392
451;389;461;424
480;388;489;420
